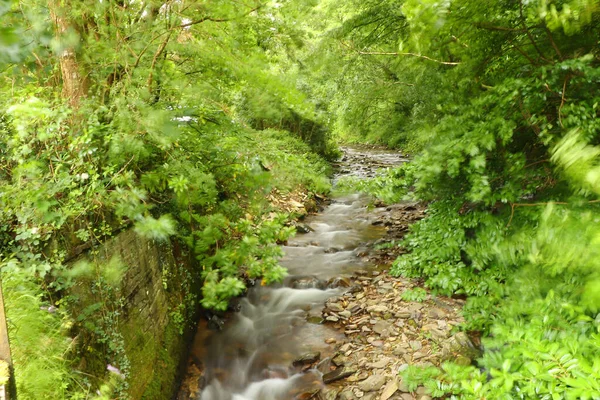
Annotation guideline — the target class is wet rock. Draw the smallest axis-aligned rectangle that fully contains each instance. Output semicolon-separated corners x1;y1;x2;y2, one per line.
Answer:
318;388;339;400
316;357;332;374
347;285;363;294
328;276;352;288
295;223;314;234
307;316;324;324
326;316;339;322
338;390;356;400
358;374;386;392
289;275;325;289
339;310;352;319
332;354;347;367
207;315;225;331
327;302;344;312
293;352;321;367
296;388;321;399
322;367;357;384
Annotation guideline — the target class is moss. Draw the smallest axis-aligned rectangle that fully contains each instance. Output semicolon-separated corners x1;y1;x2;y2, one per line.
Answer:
141;320;184;400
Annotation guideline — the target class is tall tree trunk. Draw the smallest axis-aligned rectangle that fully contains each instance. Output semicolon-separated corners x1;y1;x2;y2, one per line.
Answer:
48;0;88;108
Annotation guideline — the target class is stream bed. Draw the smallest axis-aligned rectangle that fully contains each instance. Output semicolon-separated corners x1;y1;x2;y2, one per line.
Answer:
179;147;410;400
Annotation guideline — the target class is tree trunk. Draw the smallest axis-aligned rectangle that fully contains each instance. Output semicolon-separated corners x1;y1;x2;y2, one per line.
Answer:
48;0;88;108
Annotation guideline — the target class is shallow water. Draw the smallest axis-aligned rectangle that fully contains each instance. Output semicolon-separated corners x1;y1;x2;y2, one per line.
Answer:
186;147;405;400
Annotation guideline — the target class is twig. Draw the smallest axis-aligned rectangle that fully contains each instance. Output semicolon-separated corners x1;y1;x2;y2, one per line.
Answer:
558;74;571;127
544;26;563;60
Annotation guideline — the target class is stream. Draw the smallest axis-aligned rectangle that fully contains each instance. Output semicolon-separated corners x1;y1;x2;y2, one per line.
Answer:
181;147;408;400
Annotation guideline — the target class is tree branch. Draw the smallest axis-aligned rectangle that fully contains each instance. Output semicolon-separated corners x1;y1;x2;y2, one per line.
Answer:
519;0;551;63
147;32;172;90
180;5;263;28
340;41;460;65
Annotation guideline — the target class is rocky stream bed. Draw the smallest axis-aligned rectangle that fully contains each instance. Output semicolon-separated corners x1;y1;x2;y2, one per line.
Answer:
178;147;479;400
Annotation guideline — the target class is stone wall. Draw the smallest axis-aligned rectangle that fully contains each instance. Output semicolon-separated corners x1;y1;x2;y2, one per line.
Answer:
72;229;198;399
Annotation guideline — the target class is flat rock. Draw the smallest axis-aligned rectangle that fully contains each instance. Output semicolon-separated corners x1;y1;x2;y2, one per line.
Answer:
373;320;392;335
368;357;391;369
323;367;357;384
381;379;399;400
367;305;389;313
358;374;386;392
293;352;320;366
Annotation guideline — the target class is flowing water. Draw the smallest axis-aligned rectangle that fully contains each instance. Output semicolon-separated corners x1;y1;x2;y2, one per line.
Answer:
186;147;407;400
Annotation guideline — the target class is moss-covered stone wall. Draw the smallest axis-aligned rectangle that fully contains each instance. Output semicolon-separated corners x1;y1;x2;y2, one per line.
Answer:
70;229;198;399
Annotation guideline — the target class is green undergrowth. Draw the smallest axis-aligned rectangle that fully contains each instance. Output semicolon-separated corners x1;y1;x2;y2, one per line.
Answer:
0;96;332;399
313;0;600;397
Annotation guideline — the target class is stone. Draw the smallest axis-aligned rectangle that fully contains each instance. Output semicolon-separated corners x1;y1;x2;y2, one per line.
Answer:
326;316;339;322
328;276;352;288
338;389;357;400
322;367;357;384
319;388;339;400
409;340;422;351
358;374;386;392
373;320;392;335
332;354;347;367
367;358;390;369
328;303;344;312
339;310;352;319
207;315;225;331
307;316;324;324
316;357;332;374
380;379;399;400
398;377;410;392
416;386;430;396
295;223;314;234
293;352;320;366
427;308;446;319
367;305;389;313
340;343;352;352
